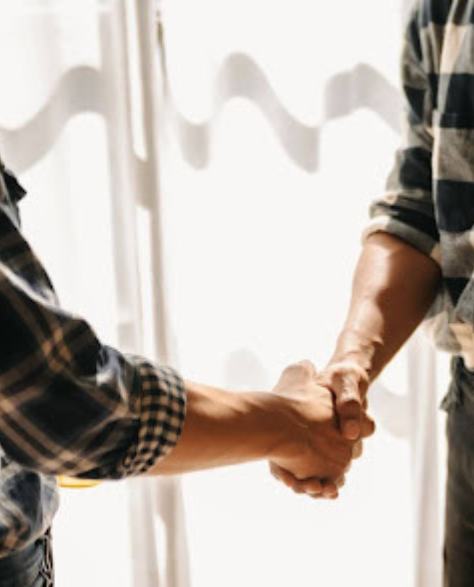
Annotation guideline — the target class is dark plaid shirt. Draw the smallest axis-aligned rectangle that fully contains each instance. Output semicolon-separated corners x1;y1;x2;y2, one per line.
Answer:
0;162;186;556
366;0;474;368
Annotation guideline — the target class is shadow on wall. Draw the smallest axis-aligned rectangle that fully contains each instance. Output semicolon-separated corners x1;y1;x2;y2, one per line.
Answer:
223;348;269;390
162;53;403;172
0;53;401;174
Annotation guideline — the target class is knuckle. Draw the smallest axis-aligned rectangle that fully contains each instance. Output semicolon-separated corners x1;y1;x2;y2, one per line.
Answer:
282;363;303;378
298;360;315;372
328;362;370;393
284;360;314;376
322;484;338;498
338;390;361;404
305;480;322;494
338;398;362;417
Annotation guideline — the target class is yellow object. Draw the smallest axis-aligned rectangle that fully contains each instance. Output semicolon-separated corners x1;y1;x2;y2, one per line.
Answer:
57;476;101;489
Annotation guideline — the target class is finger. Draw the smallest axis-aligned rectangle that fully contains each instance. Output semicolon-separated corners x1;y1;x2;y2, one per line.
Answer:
269;463;299;490
352;440;363;459
338;402;362;440
271;464;324;496
269;462;281;481
270;465;325;498
309;482;339;499
276;360;317;389
292;485;306;495
294;478;323;496
333;372;363;440
321;481;339;499
361;413;376;439
335;475;346;489
297;360;317;376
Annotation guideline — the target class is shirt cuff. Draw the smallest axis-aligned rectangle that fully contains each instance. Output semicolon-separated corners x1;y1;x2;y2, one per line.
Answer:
118;359;186;477
362;215;441;265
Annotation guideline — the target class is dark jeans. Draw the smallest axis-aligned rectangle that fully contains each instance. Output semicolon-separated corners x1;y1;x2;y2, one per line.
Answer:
0;530;54;587
444;358;474;586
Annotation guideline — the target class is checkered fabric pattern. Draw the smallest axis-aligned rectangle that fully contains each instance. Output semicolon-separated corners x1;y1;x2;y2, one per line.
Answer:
365;0;474;368
0;162;186;555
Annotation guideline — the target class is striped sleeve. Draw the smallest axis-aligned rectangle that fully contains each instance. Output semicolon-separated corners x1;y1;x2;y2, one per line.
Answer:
364;6;440;263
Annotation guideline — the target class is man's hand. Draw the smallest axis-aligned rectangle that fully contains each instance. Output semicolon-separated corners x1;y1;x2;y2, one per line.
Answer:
269;360;374;498
269;361;357;494
315;360;370;441
269;234;440;497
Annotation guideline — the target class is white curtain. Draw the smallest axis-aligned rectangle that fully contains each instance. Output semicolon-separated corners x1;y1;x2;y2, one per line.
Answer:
159;1;449;586
0;0;450;586
0;1;178;585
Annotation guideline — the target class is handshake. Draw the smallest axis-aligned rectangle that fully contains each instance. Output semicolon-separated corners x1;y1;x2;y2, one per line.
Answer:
268;360;374;499
153;358;375;489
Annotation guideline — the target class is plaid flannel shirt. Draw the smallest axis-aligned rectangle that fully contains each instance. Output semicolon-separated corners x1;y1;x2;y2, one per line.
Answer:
365;0;474;368
0;162;186;555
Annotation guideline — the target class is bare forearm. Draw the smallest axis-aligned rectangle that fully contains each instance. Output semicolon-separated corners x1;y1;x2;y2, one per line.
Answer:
330;233;442;380
147;381;289;476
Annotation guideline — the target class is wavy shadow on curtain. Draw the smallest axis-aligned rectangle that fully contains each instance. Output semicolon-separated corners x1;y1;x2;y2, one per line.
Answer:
160;46;402;171
0;59;401;175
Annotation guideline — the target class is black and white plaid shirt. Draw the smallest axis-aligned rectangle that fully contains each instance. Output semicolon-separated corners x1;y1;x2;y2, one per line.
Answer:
0;162;186;555
366;0;474;368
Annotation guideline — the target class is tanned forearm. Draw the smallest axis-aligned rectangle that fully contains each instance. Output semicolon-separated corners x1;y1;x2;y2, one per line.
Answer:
147;381;290;476
329;232;442;381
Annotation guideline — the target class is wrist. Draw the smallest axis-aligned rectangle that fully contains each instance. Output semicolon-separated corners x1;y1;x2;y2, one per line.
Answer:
329;329;380;381
240;392;299;462
181;384;299;467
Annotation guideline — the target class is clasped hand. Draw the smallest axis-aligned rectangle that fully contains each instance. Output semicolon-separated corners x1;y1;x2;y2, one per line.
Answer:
269;360;374;499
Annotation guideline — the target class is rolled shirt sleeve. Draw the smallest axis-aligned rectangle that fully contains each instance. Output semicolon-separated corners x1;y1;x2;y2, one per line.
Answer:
0;173;186;480
364;7;440;264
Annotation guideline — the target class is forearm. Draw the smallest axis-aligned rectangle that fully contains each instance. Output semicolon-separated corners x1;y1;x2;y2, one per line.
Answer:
148;381;289;476
330;232;442;381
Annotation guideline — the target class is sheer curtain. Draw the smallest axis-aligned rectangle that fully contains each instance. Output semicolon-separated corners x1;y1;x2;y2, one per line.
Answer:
159;1;448;586
0;0;448;586
0;1;176;585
